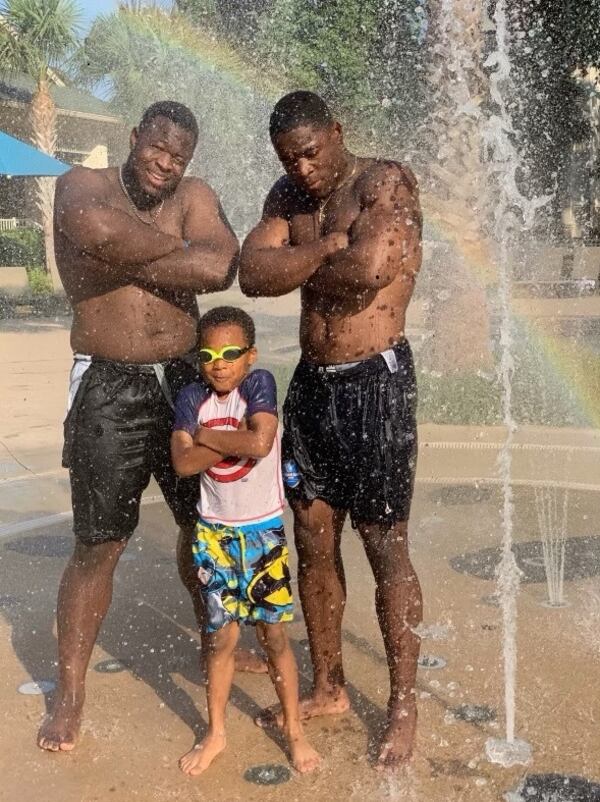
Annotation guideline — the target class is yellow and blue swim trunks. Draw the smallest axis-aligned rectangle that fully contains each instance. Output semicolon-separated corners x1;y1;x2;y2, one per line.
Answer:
192;516;294;633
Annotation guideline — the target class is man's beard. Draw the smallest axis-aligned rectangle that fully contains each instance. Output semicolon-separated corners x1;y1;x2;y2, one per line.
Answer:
123;160;175;209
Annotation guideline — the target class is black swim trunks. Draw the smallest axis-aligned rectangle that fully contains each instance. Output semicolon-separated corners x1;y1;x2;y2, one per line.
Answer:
63;357;198;546
282;339;417;527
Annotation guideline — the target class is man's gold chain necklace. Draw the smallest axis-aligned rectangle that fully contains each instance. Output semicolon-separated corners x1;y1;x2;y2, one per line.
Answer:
318;156;358;227
118;166;164;226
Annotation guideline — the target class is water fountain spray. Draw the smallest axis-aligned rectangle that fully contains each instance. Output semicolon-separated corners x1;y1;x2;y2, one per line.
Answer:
535;484;569;608
482;0;552;768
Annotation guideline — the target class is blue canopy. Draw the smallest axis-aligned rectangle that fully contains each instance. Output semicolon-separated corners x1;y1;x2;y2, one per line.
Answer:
0;130;69;177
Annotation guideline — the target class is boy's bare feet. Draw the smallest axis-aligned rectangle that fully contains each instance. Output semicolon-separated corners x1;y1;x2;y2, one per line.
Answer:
286;728;321;773
255;687;350;728
37;691;84;752
234;648;268;674
375;700;417;770
179;731;227;776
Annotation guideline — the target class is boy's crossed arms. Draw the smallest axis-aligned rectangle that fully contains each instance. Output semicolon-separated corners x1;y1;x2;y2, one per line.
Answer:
171;412;277;477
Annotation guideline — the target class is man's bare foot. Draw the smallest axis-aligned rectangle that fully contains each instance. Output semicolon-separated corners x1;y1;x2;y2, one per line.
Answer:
375;700;417;770
37;692;83;752
179;731;227;776
255;688;350;728
286;728;321;773
234;647;268;674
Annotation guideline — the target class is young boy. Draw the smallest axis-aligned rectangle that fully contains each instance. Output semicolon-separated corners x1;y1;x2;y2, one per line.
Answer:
171;306;320;776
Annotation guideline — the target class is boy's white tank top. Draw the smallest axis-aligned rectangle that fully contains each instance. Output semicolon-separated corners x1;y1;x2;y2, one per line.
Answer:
173;370;285;527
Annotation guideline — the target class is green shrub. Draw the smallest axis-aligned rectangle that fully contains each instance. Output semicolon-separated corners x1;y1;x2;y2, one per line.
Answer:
26;266;53;295
0;293;15;317
0;228;45;267
417;349;597;428
418;371;502;426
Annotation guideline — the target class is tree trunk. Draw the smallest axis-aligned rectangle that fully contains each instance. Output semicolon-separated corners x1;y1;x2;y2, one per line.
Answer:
30;78;62;293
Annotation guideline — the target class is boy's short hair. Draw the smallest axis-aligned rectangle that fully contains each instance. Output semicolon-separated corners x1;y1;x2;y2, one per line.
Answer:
198;306;256;347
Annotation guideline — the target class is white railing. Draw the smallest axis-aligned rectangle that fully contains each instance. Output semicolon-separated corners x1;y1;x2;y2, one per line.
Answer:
0;217;40;231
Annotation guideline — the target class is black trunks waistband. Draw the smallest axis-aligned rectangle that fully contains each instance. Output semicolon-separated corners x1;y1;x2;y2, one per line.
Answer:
90;356;180;375
86;355;196;410
300;339;412;378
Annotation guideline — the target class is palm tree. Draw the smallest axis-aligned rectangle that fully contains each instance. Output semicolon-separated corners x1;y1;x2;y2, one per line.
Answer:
77;4;281;232
0;0;81;291
78;3;276;119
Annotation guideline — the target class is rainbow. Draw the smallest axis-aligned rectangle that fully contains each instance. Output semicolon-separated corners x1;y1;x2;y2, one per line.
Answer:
97;8;600;429
422;200;600;429
91;7;283;104
429;216;600;428
517;313;600;429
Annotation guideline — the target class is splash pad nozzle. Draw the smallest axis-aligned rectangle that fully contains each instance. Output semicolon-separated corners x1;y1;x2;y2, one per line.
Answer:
485;736;532;767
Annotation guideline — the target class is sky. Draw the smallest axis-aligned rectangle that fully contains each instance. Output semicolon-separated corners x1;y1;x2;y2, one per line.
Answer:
79;0;119;33
79;1;174;33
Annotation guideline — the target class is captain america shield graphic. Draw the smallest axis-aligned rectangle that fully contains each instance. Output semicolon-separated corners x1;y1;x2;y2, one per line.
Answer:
203;417;257;482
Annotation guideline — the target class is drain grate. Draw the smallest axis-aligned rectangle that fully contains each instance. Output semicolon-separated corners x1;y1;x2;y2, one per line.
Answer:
453;703;496;723
418;655;446;670
94;659;128;674
507;774;600;802
243;764;291;785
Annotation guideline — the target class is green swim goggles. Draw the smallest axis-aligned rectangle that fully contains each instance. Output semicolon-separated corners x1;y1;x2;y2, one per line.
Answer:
198;345;252;365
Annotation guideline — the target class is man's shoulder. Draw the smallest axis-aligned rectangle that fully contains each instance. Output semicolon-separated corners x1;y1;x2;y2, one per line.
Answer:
359;159;418;195
355;159;419;209
270;175;295;196
178;175;217;203
56;164;112;198
265;175;310;218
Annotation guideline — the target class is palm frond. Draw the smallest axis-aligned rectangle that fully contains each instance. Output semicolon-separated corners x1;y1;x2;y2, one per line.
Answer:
0;0;82;79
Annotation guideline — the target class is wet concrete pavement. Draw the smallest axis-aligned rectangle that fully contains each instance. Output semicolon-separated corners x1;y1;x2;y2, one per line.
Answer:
1;311;600;801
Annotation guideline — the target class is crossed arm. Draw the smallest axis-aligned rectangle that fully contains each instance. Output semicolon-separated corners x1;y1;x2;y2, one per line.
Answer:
170;412;278;477
55;167;239;292
239;163;422;299
238;180;348;297
310;165;422;296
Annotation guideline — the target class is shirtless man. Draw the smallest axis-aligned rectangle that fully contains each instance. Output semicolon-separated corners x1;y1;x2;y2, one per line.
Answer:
239;91;423;768
37;101;242;752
